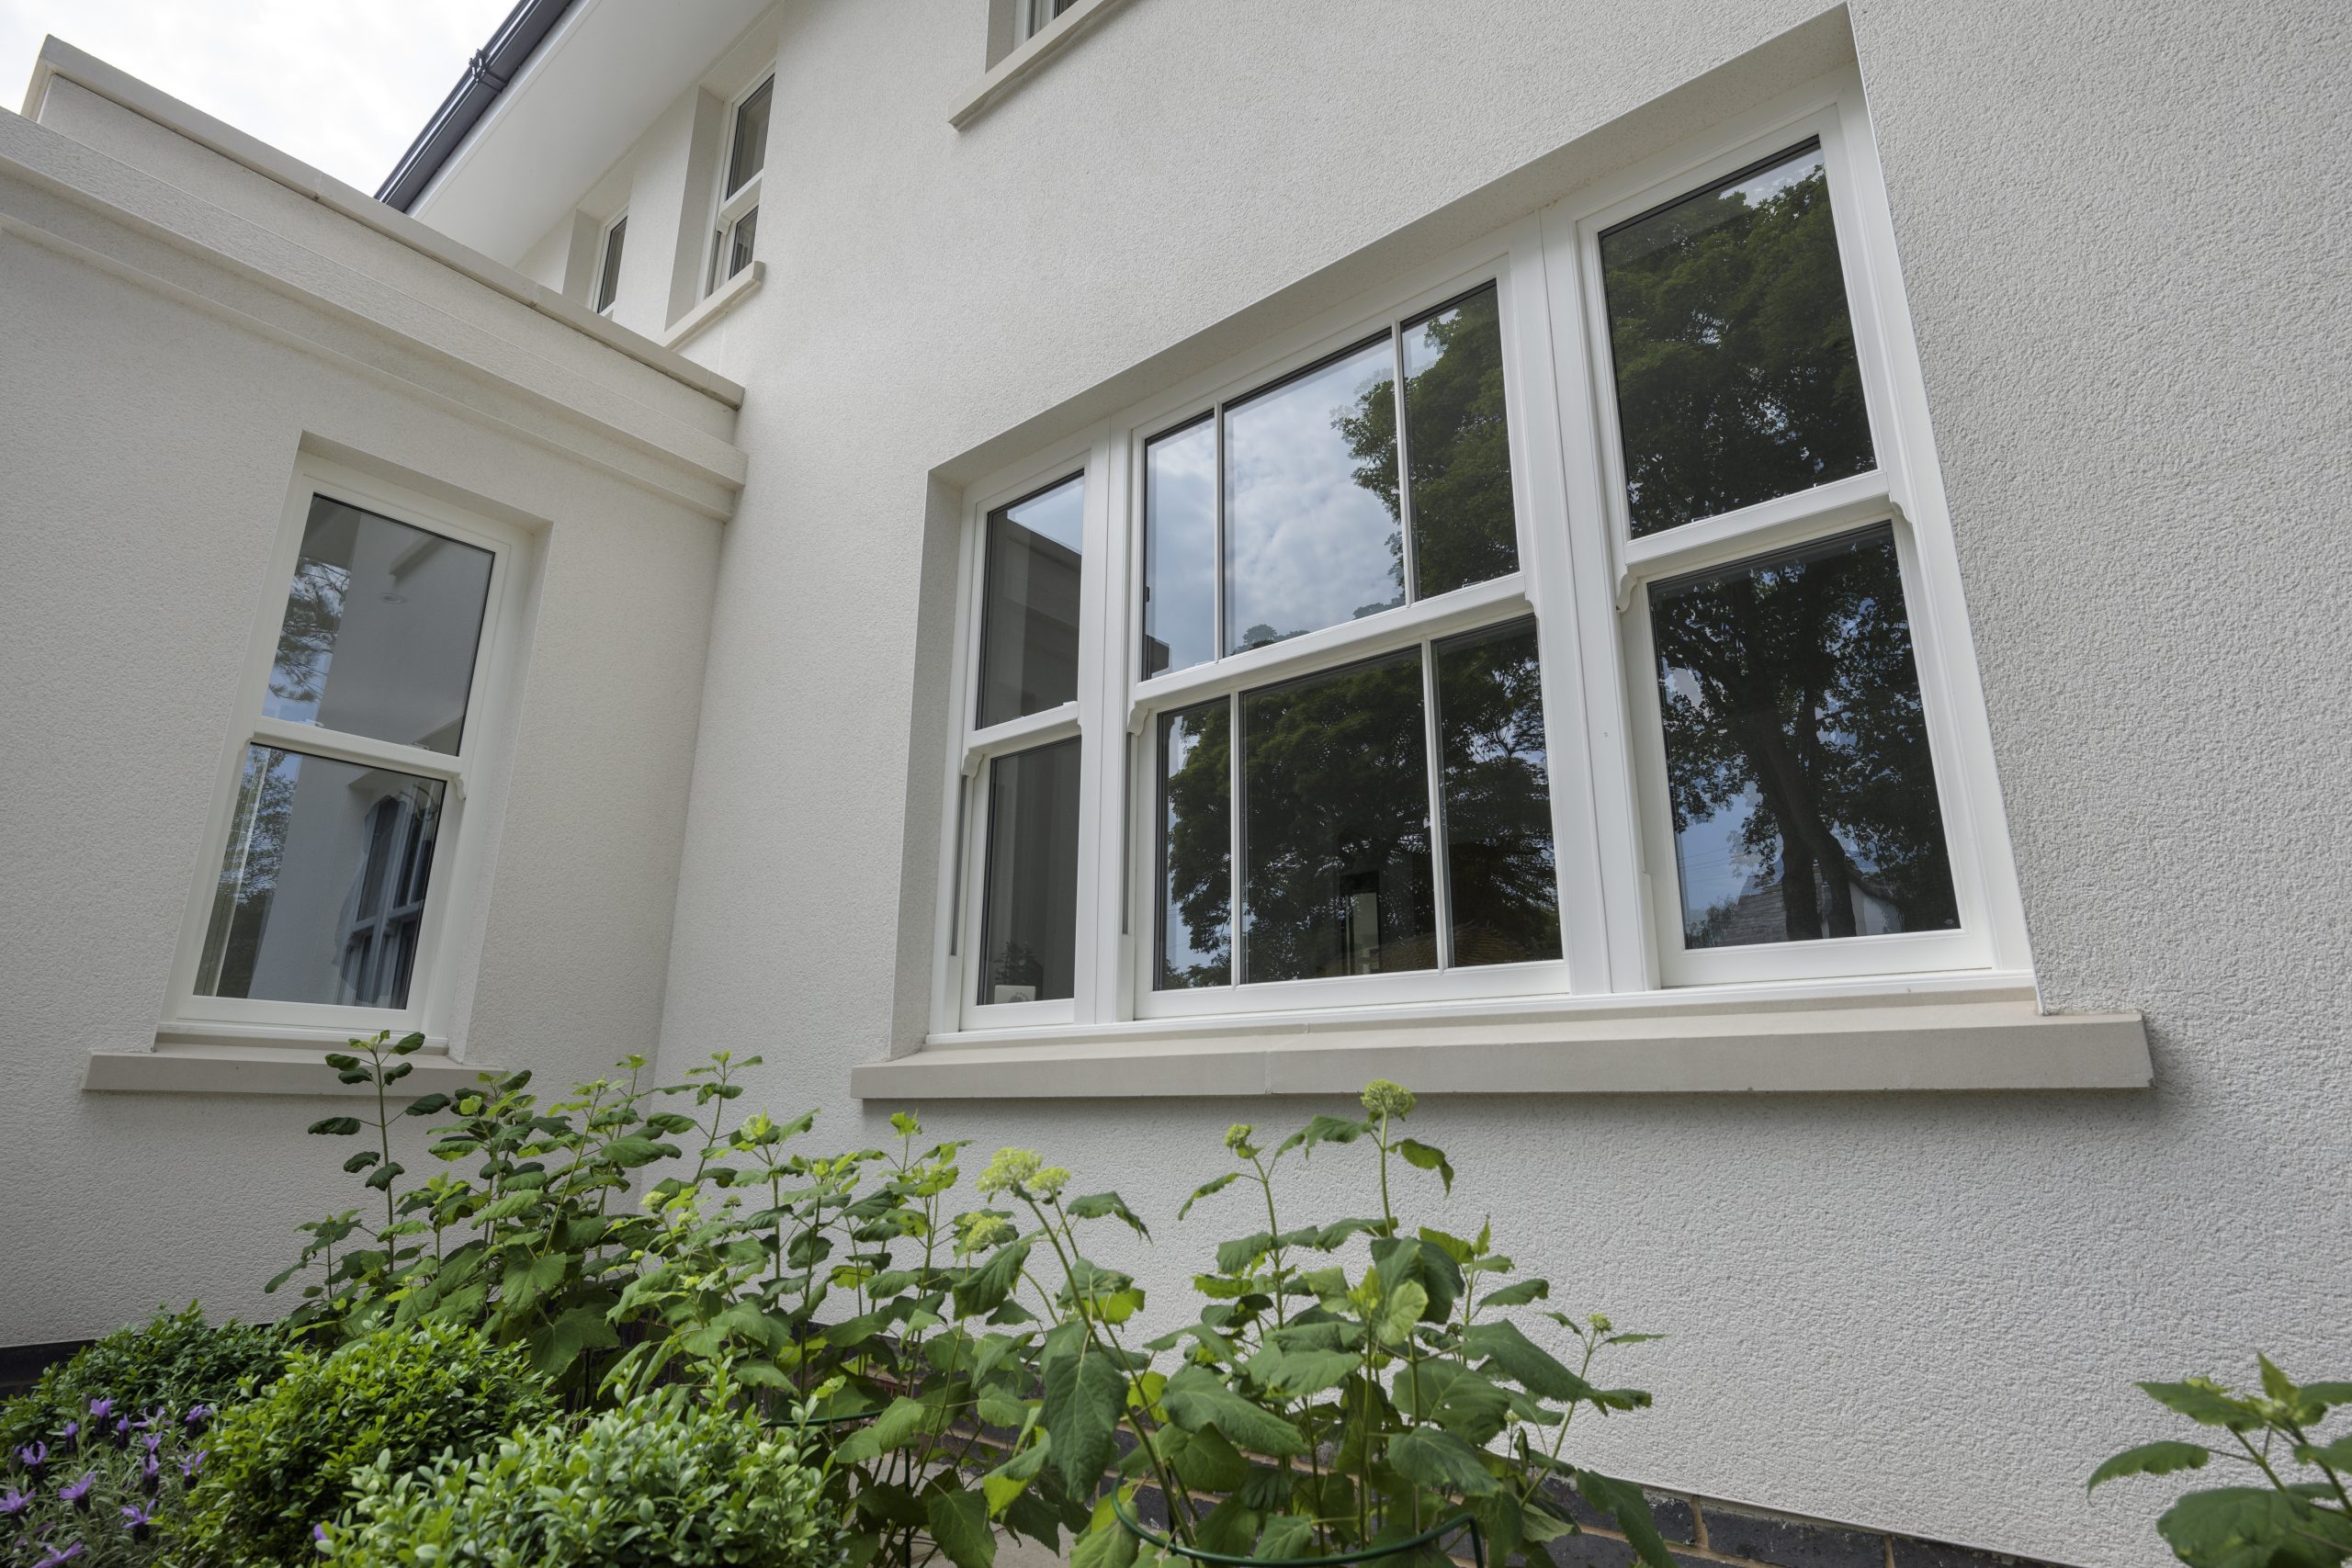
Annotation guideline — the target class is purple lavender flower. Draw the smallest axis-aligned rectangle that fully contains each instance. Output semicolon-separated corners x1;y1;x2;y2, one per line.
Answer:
139;1433;162;1458
58;1473;95;1513
138;1454;161;1495
120;1503;155;1542
135;1407;164;1432
84;1401;111;1423
55;1421;78;1451
33;1543;85;1567
179;1449;206;1482
1;1487;32;1518
107;1418;129;1449
183;1404;213;1431
15;1442;45;1472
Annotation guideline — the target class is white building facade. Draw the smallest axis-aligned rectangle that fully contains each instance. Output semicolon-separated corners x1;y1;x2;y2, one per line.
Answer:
2;4;2345;1565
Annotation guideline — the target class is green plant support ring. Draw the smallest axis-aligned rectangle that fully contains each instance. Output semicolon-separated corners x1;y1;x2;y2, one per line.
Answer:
1111;1495;1485;1568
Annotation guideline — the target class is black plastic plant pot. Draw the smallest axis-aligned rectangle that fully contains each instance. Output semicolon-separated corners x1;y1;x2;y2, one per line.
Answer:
1112;1495;1485;1568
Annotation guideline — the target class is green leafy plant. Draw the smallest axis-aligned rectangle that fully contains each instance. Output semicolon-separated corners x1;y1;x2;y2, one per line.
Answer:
1081;1080;1668;1568
317;1383;844;1568
2090;1356;2352;1568
272;1032;707;1392
0;1304;283;1453
184;1321;554;1565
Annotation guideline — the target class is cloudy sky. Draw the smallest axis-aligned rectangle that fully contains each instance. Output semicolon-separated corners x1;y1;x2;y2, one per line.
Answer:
0;0;514;194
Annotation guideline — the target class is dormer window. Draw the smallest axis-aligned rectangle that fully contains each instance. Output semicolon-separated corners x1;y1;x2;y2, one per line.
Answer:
709;76;771;294
593;211;626;315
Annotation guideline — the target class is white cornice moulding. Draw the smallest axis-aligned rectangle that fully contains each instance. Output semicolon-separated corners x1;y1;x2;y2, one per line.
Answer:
851;993;2153;1100
664;260;763;351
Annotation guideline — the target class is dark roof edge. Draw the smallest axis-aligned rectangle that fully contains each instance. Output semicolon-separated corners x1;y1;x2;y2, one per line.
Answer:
375;0;578;211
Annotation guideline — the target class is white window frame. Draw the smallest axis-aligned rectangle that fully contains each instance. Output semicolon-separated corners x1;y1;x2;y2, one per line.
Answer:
593;209;627;316
929;64;2030;1041
706;73;773;297
1013;0;1079;46
160;457;532;1053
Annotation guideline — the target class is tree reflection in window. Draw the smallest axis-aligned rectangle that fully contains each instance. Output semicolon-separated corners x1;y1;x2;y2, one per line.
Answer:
1601;141;1875;536
1650;525;1957;948
1157;700;1230;988
1433;619;1560;965
1238;650;1436;983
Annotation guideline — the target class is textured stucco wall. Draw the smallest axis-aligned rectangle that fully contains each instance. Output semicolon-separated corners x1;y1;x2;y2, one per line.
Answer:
0;101;731;1340
635;3;2349;1565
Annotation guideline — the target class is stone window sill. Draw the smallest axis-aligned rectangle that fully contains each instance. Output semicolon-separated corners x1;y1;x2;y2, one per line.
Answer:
85;1024;507;1097
664;260;763;352
951;0;1137;130
851;980;2151;1100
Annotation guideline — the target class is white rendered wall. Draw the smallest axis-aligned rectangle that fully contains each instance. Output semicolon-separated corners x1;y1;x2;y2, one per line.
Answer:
0;88;734;1343
628;3;2352;1564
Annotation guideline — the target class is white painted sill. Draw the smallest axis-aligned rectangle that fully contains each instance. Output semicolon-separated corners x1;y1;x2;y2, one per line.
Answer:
951;0;1136;130
664;260;763;351
851;978;2152;1100
86;1023;507;1097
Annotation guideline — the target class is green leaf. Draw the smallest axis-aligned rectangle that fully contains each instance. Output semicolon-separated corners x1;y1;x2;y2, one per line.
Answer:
1387;1426;1501;1496
364;1160;405;1191
1171;1424;1252;1492
2296;1436;2352;1470
1253;1515;1317;1562
956;1240;1031;1318
403;1093;451;1117
1396;1138;1453;1195
1464;1320;1600;1404
1067;1191;1150;1240
834;1396;936;1465
342;1150;382;1174
1577;1469;1675;1568
2087;1441;2214;1491
2296;1382;2352;1410
528;1303;620;1377
308;1116;362;1136
1277;1113;1372;1157
599;1136;681;1168
1394;1360;1512;1446
1069;1516;1139;1568
1179;1171;1239;1221
1246;1345;1361;1399
1044;1348;1128;1496
323;1053;360;1071
1216;1233;1276;1275
1372;1235;1462;1323
2259;1354;2298;1405
926;1487;997;1568
499;1250;567;1314
1477;1279;1551;1308
1373;1280;1430;1346
1159;1364;1307;1457
982;1440;1049;1517
2142;1381;2269;1431
2156;1487;2352;1568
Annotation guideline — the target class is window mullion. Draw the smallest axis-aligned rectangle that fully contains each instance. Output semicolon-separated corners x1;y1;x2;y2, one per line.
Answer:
1418;640;1452;970
1391;325;1418;604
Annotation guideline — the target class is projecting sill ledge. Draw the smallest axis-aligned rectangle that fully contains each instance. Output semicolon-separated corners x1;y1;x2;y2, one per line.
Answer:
86;1033;508;1097
851;986;2151;1100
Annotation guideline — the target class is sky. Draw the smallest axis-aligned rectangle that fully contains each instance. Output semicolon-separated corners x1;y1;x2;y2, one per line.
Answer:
0;0;514;194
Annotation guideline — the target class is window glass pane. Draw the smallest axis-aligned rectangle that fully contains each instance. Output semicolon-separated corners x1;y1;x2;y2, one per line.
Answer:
1240;649;1435;982
196;746;447;1009
978;474;1084;728
1157;700;1230;989
594;216;626;312
726;208;759;282
1403;286;1518;597
977;739;1081;1004
1224;336;1403;653
1434;619;1560;966
1600;141;1875;536
264;496;493;755
726;79;772;195
1650;525;1957;949
1143;418;1215;677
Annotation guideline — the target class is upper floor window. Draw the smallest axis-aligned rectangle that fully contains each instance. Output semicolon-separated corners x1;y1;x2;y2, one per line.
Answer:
593;210;627;316
1015;0;1080;46
933;70;2027;1033
169;461;527;1045
708;76;772;294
